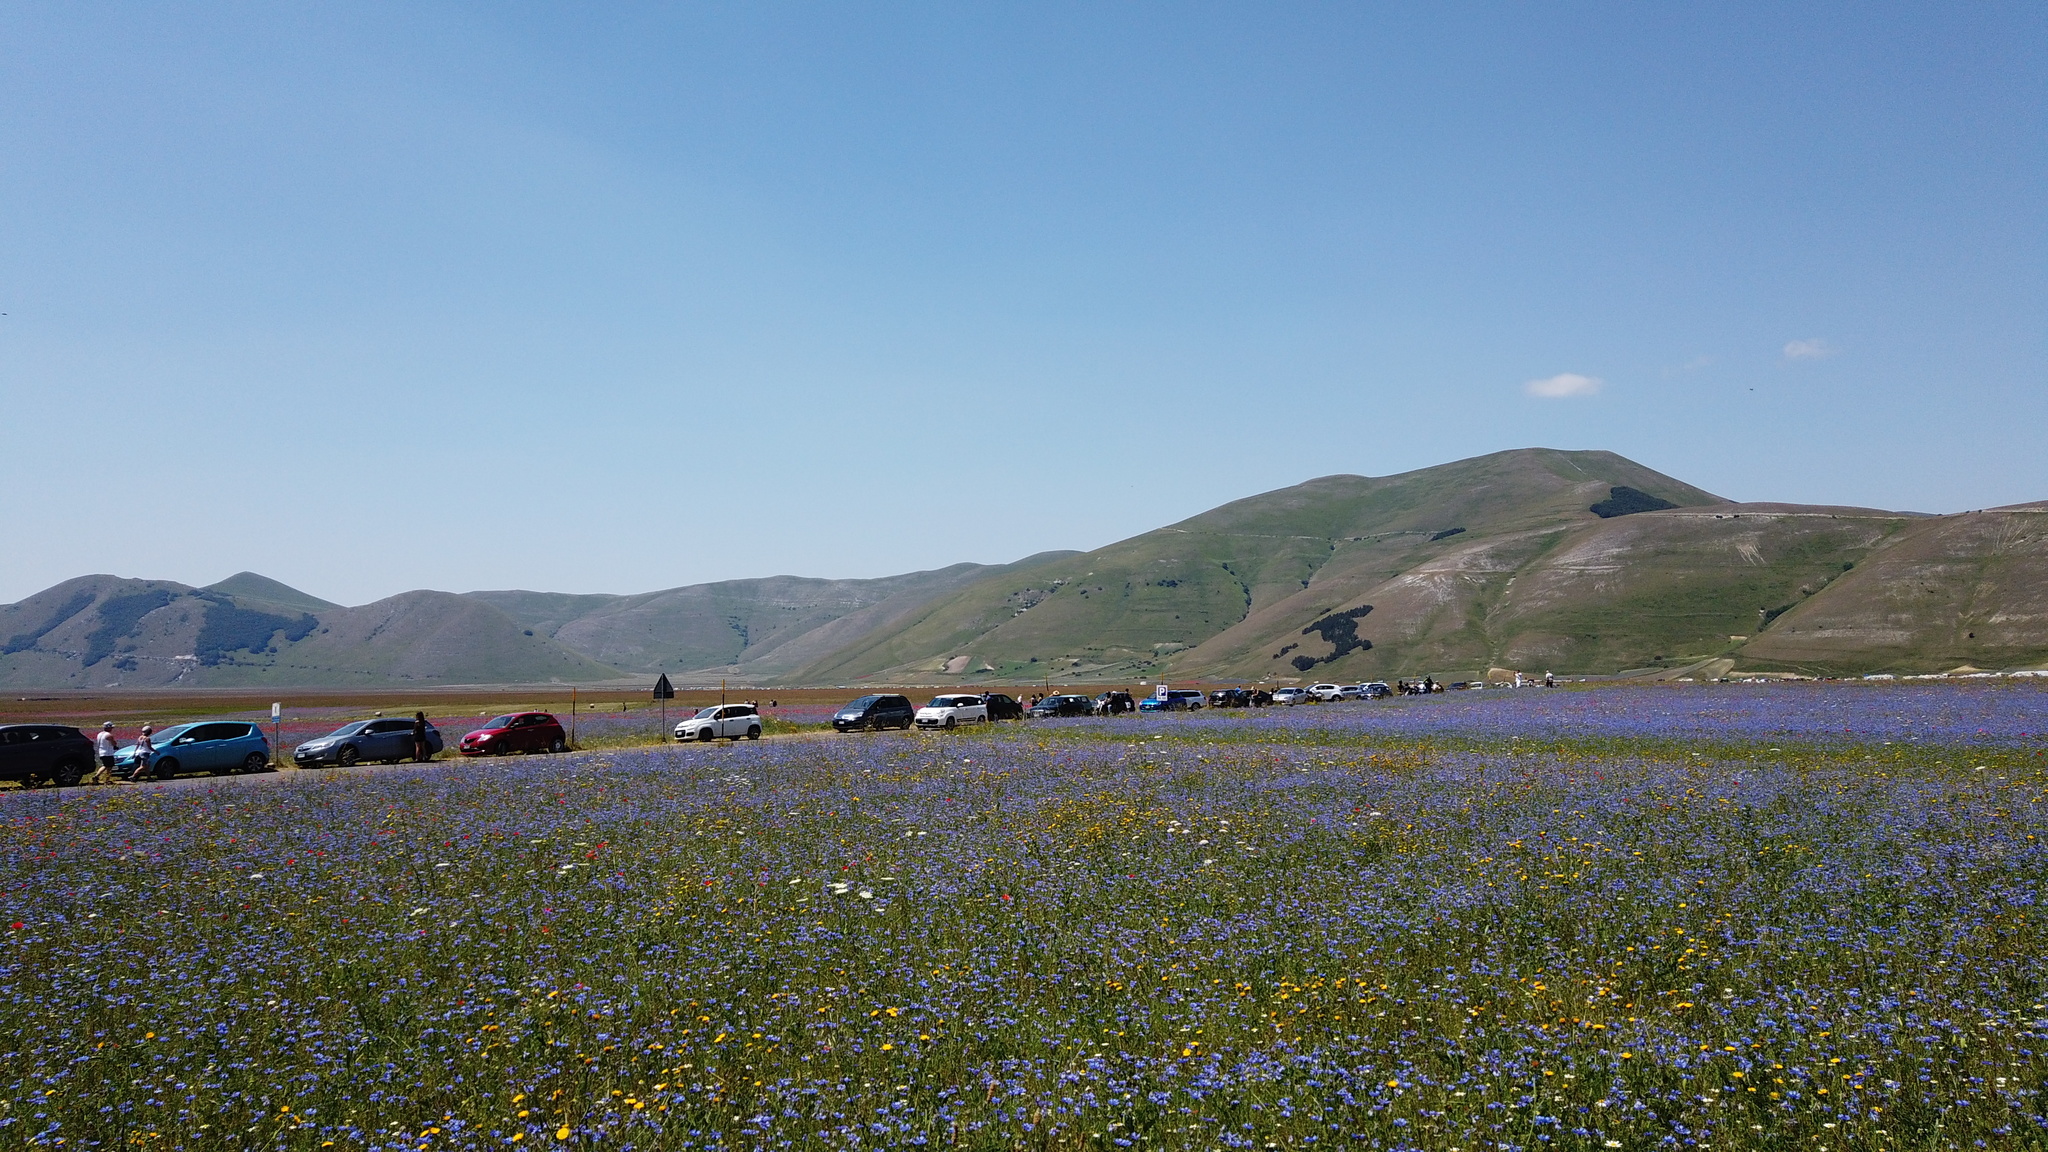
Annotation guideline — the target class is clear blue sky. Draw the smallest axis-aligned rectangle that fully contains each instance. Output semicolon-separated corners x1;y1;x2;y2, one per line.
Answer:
4;3;2042;606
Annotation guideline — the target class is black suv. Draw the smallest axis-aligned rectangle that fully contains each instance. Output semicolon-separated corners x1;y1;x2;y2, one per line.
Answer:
1029;694;1097;718
981;693;1024;721
1208;688;1253;707
0;724;95;788
832;694;916;732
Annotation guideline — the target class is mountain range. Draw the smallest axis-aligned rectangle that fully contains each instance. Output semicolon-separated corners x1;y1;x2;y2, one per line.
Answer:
6;448;2045;689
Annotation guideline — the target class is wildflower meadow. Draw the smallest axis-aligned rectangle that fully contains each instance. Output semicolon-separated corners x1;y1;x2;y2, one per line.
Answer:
4;683;2046;1150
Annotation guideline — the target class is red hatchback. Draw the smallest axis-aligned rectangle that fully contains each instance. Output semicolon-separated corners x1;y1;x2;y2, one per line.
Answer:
459;712;567;757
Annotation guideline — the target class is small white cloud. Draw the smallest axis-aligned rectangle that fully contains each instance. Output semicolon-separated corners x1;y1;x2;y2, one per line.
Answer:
1782;338;1836;361
1524;372;1603;399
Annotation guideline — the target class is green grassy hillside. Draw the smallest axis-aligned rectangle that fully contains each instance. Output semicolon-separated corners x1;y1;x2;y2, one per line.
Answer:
1739;503;2048;675
466;555;1079;677
7;451;2042;688
788;448;1728;683
0;576;623;688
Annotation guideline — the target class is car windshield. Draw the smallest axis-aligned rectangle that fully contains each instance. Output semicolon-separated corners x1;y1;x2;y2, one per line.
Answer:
693;706;723;719
841;696;880;711
325;721;370;738
483;715;520;729
145;724;194;743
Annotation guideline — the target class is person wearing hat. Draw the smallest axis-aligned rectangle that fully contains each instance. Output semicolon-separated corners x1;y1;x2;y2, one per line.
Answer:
92;722;118;785
126;725;155;782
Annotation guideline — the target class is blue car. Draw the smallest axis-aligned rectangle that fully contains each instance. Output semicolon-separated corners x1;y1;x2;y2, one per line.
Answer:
1137;690;1205;713
117;721;271;779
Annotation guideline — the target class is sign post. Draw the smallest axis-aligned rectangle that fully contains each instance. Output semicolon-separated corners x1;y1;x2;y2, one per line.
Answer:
271;702;282;767
653;673;675;741
1154;683;1170;702
570;687;578;748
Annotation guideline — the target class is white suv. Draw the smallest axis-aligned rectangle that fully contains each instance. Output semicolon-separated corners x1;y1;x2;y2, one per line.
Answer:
915;694;989;729
1308;683;1346;702
674;704;762;742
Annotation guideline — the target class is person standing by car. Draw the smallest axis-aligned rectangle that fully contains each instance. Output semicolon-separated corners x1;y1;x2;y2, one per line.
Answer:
412;711;430;762
126;725;155;782
92;722;118;784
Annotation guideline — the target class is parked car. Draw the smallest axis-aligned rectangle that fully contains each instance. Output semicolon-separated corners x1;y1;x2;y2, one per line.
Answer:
1094;691;1136;715
916;694;988;729
459;712;568;756
1138;689;1205;712
1307;683;1346;702
1029;693;1096;718
117;722;271;778
981;693;1025;721
1271;686;1311;705
831;695;915;732
294;718;443;767
1208;688;1251;707
0;724;94;787
1362;681;1393;699
674;704;762;742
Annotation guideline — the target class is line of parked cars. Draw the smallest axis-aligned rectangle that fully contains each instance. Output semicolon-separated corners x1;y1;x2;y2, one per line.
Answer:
0;709;585;790
6;673;1438;789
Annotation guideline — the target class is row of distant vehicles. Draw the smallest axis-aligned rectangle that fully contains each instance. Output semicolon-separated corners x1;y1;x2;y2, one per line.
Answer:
0;680;1419;788
824;681;1402;730
829;691;1139;730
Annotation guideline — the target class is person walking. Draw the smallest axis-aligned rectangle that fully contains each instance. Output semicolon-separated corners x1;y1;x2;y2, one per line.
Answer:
92;722;118;785
126;725;155;782
411;711;430;763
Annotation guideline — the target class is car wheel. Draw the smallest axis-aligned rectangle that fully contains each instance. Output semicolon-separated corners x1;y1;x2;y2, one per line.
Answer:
549;737;567;754
697;728;715;743
244;752;269;774
336;745;359;767
54;760;84;787
746;726;761;740
867;718;880;733
154;757;179;778
943;716;955;730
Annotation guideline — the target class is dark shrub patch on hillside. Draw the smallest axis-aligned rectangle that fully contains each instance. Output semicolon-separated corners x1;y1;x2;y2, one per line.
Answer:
1290;605;1374;670
195;602;317;665
3;589;96;654
1590;486;1677;518
1430;527;1466;541
83;589;176;666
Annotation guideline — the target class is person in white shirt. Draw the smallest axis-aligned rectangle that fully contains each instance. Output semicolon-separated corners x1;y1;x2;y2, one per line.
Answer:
92;722;118;785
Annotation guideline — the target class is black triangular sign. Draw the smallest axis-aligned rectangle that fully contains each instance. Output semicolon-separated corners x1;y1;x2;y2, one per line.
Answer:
652;673;675;700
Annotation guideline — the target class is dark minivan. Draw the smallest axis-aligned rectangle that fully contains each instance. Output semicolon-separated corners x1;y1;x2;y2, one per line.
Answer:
832;694;916;732
981;693;1024;721
0;724;95;788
